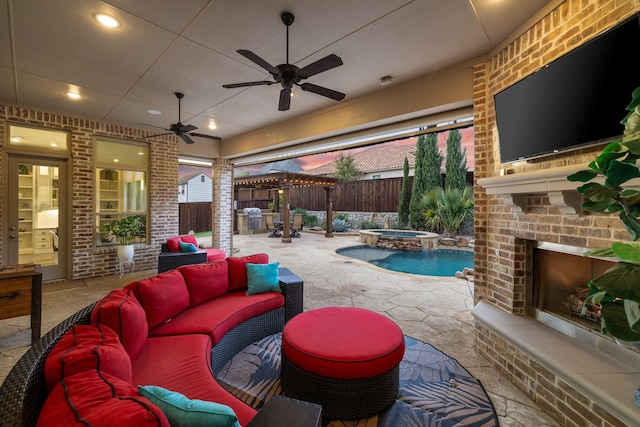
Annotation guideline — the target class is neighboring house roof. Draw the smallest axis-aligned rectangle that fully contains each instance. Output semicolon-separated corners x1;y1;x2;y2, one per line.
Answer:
259;159;302;174
178;172;209;185
305;144;416;176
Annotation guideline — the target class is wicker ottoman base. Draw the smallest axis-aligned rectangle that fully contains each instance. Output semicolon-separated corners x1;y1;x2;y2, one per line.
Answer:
280;352;399;420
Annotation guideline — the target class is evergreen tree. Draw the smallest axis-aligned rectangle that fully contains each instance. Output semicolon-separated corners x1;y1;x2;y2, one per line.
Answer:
333;153;359;181
398;157;411;225
409;133;443;229
423;132;443;190
444;128;468;191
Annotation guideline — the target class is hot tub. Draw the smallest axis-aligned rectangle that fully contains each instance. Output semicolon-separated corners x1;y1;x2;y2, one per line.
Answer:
358;229;439;251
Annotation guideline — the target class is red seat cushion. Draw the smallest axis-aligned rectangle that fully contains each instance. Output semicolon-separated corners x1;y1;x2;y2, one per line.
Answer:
44;324;131;392
227;253;269;291
37;370;169;427
282;307;405;379
178;261;229;307
125;270;189;329
132;334;257;426
166;235;199;253
149;291;284;343
91;288;148;360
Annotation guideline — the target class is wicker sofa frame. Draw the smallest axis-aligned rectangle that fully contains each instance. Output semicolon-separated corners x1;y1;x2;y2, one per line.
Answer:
0;268;304;427
157;242;208;273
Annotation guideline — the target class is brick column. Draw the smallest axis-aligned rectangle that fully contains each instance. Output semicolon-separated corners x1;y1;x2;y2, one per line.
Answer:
212;158;233;255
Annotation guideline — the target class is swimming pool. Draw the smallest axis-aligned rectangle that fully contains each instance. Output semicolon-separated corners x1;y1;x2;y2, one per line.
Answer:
336;245;474;277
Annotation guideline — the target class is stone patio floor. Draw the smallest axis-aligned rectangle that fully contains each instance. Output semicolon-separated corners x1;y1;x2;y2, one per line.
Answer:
0;232;559;426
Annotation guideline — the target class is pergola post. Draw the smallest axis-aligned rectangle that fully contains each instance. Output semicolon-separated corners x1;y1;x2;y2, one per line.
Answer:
325;186;334;238
280;183;292;243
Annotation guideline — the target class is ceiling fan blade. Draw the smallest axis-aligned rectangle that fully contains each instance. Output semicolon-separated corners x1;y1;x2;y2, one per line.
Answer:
146;131;173;138
297;54;343;79
237;49;279;75
278;88;291;111
178;124;197;133
189;132;222;141
222;81;275;89
179;134;196;144
299;83;345;101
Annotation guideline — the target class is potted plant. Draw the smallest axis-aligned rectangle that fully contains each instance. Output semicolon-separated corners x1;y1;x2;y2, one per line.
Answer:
103;214;145;264
567;87;640;344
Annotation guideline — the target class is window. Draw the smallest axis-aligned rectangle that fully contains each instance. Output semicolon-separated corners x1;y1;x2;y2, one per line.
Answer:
95;139;148;246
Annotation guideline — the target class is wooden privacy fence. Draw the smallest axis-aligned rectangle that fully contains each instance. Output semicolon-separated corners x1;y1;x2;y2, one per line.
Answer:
180;173;472;232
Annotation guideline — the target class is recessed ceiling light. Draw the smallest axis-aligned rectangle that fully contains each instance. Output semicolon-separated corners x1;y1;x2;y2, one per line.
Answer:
208;120;217;130
11;136;23;142
66;92;81;100
113;159;119;163
147;109;162;115
138;152;144;155
50;143;58;147
94;13;120;28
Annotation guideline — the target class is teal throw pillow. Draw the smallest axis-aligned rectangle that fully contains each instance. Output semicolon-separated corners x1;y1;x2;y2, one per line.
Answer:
137;385;240;427
179;241;198;253
246;262;281;295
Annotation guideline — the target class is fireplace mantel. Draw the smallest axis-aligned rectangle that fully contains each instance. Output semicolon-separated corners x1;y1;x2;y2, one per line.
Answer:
478;163;590;215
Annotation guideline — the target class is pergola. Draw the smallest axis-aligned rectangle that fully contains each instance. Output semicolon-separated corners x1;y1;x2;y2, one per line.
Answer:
233;172;338;242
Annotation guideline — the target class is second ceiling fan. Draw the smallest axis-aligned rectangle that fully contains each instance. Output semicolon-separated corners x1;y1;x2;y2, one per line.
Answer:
222;12;346;111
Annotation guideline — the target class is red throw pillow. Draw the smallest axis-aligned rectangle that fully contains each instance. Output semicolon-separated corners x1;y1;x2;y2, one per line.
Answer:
166;236;182;253
44;324;131;392
91;288;148;360
178;261;229;307
227;253;269;291
180;234;198;247
37;370;169;427
126;270;189;329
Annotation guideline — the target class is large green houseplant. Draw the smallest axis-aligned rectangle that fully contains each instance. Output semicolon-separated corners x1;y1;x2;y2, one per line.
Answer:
103;214;145;246
567;87;640;343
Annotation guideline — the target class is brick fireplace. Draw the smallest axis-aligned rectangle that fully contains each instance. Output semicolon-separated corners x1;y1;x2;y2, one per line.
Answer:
471;2;640;426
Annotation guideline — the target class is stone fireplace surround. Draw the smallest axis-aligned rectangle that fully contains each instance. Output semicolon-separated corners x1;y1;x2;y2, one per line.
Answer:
475;165;640;426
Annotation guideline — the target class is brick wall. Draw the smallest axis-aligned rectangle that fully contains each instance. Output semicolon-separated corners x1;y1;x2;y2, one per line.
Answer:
473;1;640;425
0;105;180;279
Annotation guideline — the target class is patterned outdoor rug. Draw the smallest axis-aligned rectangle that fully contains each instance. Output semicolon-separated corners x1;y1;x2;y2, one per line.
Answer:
216;333;498;427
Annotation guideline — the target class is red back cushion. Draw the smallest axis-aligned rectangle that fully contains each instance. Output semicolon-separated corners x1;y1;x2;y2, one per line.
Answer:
227;253;269;291
125;270;189;329
44;324;131;392
178;261;229;307
166;235;198;252
37;370;169;427
91;288;148;360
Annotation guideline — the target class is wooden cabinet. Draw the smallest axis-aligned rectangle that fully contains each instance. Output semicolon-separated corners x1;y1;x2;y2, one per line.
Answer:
0;264;42;344
33;228;55;253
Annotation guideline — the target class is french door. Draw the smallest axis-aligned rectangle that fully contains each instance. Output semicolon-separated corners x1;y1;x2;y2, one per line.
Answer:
6;156;67;281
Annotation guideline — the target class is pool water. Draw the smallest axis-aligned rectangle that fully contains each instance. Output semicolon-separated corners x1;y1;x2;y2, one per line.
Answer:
336;246;473;277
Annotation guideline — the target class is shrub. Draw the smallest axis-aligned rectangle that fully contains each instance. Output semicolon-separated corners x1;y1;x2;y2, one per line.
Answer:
359;220;383;230
421;186;474;237
332;218;350;232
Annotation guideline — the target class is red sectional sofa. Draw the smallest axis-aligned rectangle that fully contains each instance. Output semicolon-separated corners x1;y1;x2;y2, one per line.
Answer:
0;254;305;427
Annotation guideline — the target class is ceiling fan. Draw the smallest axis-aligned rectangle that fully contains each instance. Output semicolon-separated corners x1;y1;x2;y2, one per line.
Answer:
222;11;346;111
146;92;221;144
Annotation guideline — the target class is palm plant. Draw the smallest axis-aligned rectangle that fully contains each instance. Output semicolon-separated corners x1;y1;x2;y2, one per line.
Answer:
421;186;474;237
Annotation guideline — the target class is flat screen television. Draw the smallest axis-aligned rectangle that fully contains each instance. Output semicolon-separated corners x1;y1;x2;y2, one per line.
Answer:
494;13;640;164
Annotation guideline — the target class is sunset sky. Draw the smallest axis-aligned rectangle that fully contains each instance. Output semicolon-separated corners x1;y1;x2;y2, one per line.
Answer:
181;126;474;177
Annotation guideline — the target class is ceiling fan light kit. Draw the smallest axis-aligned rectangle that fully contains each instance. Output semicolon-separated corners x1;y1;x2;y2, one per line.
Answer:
222;11;346;111
145;92;221;144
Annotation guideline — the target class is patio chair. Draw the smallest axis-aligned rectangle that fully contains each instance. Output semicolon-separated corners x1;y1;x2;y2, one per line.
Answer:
265;215;282;238
290;214;303;238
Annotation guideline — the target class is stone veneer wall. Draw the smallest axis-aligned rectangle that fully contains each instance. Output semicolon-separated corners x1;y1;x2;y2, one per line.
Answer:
473;1;640;426
0;105;180;279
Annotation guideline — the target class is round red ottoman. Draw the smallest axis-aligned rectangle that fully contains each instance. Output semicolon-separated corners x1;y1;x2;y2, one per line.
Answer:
280;307;405;420
205;248;226;262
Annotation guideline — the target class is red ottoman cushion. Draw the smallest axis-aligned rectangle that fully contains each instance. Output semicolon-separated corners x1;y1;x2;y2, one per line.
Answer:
281;307;405;379
205;248;226;262
44;324;131;392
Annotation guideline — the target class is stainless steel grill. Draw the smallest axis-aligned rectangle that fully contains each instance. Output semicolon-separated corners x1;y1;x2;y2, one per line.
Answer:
243;207;262;230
